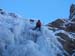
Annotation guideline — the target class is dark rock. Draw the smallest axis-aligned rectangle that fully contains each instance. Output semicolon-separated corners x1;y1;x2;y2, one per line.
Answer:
0;9;3;11
48;19;66;28
56;33;72;41
56;32;75;55
30;19;34;22
65;22;75;32
69;4;75;20
9;13;17;18
0;9;6;15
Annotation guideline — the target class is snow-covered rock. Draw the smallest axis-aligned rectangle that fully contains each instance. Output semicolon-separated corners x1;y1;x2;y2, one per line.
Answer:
47;4;75;56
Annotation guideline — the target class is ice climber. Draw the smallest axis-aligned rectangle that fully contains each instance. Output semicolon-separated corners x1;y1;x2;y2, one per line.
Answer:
33;20;42;31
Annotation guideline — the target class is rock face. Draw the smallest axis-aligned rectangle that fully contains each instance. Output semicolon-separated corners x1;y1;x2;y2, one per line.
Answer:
56;32;75;55
48;19;66;28
47;4;75;56
47;19;67;31
48;4;75;32
69;4;75;21
65;22;75;32
0;9;6;15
